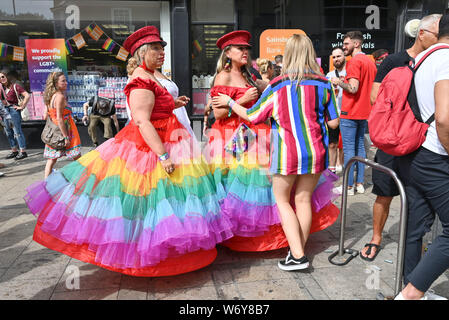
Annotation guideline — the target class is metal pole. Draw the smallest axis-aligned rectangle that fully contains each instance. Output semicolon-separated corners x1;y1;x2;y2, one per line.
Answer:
329;156;408;296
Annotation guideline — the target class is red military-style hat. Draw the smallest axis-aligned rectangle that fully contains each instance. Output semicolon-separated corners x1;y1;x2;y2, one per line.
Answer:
123;26;167;56
216;30;252;50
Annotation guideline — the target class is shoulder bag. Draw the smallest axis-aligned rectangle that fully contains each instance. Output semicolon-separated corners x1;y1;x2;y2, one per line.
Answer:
41;97;67;150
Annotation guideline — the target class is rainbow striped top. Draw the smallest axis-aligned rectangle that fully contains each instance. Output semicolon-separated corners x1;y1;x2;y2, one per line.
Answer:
247;74;339;175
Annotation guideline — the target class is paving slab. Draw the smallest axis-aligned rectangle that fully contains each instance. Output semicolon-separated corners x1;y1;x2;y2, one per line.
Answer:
0;147;448;301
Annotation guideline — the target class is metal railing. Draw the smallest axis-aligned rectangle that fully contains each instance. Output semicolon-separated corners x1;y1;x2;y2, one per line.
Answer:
328;156;408;298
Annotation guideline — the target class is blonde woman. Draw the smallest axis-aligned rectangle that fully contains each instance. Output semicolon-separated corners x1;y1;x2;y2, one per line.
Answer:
256;58;274;83
42;72;81;178
205;30;287;253
25;26;233;277
126;49;193;138
213;34;340;270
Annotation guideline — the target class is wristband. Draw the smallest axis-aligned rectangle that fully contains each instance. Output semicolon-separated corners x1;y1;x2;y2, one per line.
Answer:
158;152;169;161
64;136;69;141
227;99;235;117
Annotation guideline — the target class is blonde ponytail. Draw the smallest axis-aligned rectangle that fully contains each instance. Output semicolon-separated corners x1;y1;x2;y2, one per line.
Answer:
126;44;149;76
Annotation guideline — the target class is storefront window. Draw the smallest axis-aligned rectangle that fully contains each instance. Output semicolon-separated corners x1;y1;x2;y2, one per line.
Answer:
0;0;170;121
190;0;235;116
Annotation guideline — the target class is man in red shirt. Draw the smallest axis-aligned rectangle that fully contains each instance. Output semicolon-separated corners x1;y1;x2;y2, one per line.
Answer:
331;31;377;195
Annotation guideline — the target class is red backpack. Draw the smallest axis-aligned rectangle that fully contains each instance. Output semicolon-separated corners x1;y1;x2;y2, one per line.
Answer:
368;45;449;156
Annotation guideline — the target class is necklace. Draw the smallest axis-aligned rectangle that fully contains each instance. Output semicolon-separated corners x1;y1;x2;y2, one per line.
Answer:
140;61;155;74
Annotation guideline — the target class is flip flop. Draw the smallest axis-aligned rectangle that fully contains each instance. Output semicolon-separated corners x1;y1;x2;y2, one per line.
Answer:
360;243;381;262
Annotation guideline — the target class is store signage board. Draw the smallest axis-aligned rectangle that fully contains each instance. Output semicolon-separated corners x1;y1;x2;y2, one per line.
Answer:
259;29;306;61
25;39;68;92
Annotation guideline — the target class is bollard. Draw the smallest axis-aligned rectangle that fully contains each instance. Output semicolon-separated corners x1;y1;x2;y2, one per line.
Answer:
328;156;408;297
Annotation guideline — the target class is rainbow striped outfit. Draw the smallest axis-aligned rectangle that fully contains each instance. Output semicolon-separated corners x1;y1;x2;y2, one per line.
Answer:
247;74;339;175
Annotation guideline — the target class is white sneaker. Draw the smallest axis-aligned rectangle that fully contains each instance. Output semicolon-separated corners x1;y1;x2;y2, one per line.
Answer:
394;290;447;300
356;184;365;194
333;185;354;196
394;292;406;300
424;289;448;300
336;165;343;173
0;172;4;177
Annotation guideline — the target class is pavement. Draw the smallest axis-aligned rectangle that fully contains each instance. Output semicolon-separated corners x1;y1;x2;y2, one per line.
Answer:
0;145;448;301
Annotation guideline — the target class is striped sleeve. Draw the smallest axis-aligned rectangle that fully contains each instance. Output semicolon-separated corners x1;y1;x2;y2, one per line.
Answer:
324;84;339;120
247;84;275;124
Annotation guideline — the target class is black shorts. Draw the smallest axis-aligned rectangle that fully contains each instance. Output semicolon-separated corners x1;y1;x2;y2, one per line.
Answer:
328;126;340;144
372;149;400;197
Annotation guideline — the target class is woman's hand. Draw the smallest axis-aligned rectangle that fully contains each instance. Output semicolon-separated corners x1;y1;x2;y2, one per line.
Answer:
175;96;190;108
64;136;70;147
238;87;258;105
212;93;232;109
160;157;175;174
13;104;24;111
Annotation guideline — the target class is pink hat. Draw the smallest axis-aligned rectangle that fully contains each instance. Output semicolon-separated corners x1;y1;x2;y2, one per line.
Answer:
216;30;251;50
123;26;167;56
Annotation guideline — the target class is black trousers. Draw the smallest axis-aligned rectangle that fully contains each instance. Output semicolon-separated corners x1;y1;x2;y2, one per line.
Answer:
397;147;449;292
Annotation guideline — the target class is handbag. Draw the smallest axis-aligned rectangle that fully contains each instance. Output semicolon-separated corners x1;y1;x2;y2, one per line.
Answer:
224;123;257;160
41;115;66;150
13;84;29;121
13;84;25;107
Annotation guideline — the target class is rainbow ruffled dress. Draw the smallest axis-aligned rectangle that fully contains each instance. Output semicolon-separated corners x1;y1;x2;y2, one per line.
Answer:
206;85;340;252
24;77;234;277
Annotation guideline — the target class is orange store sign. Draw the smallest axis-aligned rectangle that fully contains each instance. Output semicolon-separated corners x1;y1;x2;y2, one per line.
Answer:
259;29;306;61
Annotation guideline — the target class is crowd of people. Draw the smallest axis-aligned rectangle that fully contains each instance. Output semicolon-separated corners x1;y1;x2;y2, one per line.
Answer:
0;12;446;300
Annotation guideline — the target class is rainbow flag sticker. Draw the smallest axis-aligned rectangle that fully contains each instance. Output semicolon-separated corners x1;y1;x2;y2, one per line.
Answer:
102;37;116;52
193;40;202;52
0;43;8;57
65;40;74;55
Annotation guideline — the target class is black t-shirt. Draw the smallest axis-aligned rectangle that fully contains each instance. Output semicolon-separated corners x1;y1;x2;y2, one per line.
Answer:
374;50;412;83
88;96;116;116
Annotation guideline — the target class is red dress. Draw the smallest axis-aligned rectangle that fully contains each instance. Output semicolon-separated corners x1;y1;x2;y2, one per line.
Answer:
26;77;234;277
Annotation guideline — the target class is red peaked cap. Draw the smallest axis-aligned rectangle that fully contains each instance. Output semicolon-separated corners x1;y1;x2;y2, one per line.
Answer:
123;26;167;56
216;30;252;50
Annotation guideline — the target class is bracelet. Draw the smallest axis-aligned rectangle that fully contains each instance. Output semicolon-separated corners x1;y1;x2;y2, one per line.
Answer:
227;99;235;117
64;136;69;141
158;152;169;161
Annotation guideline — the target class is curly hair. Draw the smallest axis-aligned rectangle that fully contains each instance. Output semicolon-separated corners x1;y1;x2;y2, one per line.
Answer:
43;71;65;106
256;58;273;75
126;44;149;76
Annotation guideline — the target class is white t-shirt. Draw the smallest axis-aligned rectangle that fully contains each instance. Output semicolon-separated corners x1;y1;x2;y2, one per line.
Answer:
414;43;449;156
326;67;346;114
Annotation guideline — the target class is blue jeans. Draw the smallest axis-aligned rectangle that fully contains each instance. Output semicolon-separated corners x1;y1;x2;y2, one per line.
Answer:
3;106;26;150
340;118;367;187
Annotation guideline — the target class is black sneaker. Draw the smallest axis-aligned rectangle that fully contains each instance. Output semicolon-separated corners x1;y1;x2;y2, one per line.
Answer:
14;152;28;160
278;251;309;271
5;151;18;159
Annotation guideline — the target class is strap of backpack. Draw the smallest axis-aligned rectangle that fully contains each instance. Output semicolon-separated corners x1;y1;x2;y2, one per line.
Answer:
408;45;449;124
414;45;449;71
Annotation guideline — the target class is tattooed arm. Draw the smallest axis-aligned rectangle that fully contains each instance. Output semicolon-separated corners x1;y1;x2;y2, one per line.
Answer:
331;77;359;94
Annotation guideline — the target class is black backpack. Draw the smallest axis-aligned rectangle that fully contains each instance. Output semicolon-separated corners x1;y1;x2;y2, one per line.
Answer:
93;96;115;116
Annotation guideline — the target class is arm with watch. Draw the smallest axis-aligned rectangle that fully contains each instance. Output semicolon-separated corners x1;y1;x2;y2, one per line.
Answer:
129;87;175;174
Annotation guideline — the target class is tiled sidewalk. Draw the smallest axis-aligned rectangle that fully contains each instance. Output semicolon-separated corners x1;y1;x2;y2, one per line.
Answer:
0;147;447;300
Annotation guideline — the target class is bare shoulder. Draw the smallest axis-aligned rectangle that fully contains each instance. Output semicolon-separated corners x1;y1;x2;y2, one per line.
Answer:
213;71;231;86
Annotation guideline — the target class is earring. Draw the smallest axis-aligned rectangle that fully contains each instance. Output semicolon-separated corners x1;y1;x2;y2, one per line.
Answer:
224;58;231;70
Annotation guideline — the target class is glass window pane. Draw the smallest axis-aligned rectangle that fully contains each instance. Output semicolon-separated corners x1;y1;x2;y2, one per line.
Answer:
191;24;234;116
0;0;168;121
191;0;234;23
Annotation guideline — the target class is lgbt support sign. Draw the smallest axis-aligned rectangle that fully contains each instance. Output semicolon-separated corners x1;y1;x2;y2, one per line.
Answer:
25;39;68;92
